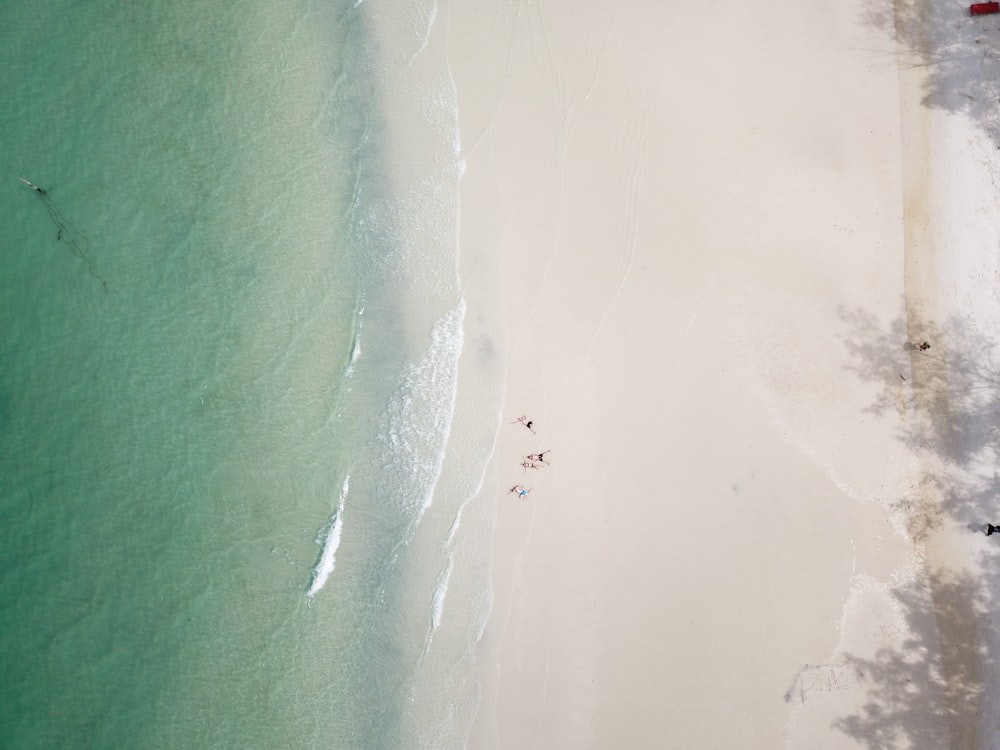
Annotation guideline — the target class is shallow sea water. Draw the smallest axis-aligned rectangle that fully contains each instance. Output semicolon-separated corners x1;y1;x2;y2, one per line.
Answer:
0;2;498;747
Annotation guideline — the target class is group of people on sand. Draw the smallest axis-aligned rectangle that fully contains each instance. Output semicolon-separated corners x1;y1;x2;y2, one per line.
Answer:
508;415;550;499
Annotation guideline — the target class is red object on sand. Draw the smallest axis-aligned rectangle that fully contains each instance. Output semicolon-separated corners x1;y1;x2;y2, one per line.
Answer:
971;2;1000;15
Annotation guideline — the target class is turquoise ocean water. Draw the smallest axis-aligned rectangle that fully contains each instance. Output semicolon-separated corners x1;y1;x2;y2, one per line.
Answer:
1;2;501;747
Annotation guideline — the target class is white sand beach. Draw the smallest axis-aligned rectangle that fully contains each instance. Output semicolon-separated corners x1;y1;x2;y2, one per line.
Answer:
445;0;1000;746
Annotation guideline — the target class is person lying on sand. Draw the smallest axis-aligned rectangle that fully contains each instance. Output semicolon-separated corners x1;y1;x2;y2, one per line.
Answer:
526;450;550;463
511;415;536;433
520;460;545;473
508;484;533;498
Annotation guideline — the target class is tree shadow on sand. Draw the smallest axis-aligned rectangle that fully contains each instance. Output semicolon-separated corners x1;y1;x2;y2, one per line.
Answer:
832;308;1000;746
834;567;996;749
840;308;1000;534
865;0;1000;146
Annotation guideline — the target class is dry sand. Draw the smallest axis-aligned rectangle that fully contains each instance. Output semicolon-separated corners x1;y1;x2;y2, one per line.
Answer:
445;0;1000;746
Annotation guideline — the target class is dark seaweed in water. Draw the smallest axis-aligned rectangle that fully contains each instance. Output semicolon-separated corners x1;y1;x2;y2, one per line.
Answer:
21;179;108;292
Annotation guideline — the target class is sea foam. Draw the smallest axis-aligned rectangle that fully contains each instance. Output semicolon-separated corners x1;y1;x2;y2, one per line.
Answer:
430;554;453;632
306;474;350;598
376;298;465;525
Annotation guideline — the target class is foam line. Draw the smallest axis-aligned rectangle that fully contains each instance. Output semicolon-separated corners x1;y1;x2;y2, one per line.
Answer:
306;474;350;598
430;554;454;632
